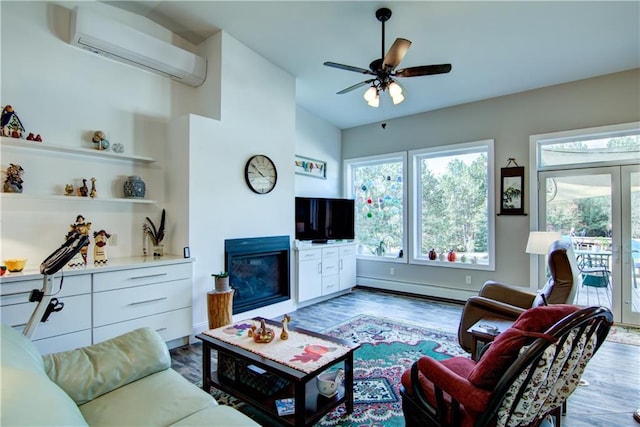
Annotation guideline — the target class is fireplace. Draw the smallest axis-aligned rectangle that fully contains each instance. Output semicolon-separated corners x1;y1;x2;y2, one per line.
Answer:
225;235;290;314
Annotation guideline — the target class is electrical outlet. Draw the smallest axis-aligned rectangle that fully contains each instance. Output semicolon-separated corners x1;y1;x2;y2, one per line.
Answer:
389;267;395;276
108;233;118;246
465;275;472;285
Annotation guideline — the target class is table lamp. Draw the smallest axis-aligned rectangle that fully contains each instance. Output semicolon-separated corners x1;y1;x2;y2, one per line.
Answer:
526;231;562;256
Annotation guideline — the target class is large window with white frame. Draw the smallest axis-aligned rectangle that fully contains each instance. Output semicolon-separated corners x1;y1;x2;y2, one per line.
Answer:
410;140;495;270
344;152;407;260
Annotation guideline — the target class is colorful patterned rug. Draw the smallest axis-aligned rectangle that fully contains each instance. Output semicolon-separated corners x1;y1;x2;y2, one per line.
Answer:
210;315;466;426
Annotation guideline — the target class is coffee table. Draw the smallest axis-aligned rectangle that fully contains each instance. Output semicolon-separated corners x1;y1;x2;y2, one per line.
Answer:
196;317;359;426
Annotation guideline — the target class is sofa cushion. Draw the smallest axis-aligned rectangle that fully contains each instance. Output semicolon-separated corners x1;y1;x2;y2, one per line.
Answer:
172;405;260;426
44;327;171;405
79;369;216;426
1;324;88;426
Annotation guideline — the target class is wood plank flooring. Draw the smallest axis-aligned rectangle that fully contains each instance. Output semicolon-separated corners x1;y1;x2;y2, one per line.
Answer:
170;287;640;427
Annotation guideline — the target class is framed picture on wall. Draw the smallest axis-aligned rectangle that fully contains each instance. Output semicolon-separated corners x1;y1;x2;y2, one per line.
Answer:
294;155;327;179
500;166;525;215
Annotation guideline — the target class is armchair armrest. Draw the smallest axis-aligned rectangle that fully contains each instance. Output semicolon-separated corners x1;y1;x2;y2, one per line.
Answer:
43;327;171;405
413;356;491;414
479;281;537;308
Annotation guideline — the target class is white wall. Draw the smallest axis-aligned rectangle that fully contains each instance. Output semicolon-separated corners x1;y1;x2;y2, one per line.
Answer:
343;69;640;300
295;106;342;197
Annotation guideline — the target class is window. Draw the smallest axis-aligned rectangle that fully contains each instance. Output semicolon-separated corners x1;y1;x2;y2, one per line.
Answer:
410;140;495;269
345;153;406;260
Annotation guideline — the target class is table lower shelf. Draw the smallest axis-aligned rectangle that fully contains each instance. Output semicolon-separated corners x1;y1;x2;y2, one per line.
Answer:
205;370;346;426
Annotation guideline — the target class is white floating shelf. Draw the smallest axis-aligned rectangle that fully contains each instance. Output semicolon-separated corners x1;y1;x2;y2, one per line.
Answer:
0;193;157;204
0;137;155;163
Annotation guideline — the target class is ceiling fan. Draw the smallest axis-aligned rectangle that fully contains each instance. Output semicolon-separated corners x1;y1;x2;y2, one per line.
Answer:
324;7;451;107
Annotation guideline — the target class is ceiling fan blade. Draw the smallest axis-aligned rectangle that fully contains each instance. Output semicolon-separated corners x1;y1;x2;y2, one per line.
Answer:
394;64;452;77
324;62;375;75
383;38;412;69
336;79;375;94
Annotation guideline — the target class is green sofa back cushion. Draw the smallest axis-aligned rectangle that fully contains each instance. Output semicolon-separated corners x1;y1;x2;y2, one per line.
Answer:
1;324;88;426
44;327;171;405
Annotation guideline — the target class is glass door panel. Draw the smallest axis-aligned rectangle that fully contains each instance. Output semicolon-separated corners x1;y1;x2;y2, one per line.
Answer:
621;165;640;325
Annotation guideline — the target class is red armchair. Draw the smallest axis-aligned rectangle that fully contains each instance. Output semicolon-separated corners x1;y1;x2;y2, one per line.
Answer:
400;305;612;427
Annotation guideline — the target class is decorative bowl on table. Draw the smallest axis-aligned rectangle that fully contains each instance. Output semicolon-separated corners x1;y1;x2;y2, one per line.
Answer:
316;368;344;398
4;258;26;272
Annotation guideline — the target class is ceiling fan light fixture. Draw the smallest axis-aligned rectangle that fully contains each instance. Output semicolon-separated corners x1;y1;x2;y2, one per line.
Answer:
391;92;405;105
388;81;402;97
363;86;378;102
367;93;380;108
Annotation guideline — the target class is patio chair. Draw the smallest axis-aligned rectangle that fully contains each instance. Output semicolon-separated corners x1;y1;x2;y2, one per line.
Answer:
576;253;611;306
400;305;613;427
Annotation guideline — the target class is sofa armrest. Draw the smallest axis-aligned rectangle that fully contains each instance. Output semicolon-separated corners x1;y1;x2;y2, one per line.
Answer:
43;327;171;405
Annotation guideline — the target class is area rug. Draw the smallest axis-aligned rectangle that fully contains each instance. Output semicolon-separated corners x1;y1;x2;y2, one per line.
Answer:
210;315;466;426
606;324;640;346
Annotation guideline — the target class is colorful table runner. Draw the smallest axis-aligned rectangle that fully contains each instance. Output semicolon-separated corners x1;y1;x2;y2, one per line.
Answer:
204;320;353;374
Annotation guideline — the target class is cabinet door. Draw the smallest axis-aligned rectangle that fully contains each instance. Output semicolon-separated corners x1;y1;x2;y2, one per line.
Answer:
297;250;322;302
339;245;357;290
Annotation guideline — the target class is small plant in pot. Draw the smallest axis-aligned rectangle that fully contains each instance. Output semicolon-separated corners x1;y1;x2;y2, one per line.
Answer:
144;209;165;257
212;271;230;292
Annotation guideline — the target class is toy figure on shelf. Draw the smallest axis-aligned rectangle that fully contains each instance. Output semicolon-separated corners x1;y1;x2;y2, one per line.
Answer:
93;230;111;265
1;105;25;138
3;163;24;193
64;184;74;196
78;179;89;197
68;215;92;266
92;130;110;151
90;178;97;198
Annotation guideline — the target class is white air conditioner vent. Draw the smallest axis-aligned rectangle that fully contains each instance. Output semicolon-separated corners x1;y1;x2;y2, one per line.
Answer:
70;7;206;87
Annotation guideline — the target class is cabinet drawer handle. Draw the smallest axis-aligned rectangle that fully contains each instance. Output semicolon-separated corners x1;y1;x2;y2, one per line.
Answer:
11;322;27;328
128;297;167;306
128;273;168;280
155;327;167;332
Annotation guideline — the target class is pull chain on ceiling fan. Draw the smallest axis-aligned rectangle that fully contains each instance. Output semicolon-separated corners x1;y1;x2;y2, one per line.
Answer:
324;7;452;107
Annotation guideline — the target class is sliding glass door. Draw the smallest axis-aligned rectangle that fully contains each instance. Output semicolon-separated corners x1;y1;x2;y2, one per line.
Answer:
539;165;639;325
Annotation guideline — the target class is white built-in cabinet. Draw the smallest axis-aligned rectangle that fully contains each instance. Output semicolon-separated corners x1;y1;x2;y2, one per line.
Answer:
295;242;356;303
0;256;193;354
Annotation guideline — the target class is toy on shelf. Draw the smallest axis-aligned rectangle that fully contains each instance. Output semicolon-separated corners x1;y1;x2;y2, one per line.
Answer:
93;229;111;265
3;163;24;193
280;314;291;340
92;130;110;150
1;105;25;138
68;215;91;266
90;178;97;198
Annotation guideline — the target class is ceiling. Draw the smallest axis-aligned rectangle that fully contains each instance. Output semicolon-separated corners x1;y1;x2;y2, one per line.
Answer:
104;1;640;130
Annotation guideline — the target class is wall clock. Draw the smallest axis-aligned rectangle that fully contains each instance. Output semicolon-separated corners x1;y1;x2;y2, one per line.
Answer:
244;155;277;194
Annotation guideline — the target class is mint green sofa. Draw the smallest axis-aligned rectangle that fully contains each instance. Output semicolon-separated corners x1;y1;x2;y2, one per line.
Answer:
0;323;258;426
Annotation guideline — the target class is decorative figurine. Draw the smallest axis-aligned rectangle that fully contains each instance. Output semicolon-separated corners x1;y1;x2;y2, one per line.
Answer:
112;143;124;153
64;184;74;196
447;249;457;262
89;178;97;198
252;319;275;343
3;163;24;193
69;215;92;265
92;130;110;150
280;314;291;340
93;230;111;265
78;179;89;197
428;248;437;260
1;105;25;138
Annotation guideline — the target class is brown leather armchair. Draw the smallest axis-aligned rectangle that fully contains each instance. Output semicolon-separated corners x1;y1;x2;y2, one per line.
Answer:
457;239;579;353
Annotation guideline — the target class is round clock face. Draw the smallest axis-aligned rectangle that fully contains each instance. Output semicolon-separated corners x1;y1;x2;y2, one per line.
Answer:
245;155;277;194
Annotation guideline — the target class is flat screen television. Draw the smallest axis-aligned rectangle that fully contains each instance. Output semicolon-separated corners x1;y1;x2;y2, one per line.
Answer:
295;197;355;243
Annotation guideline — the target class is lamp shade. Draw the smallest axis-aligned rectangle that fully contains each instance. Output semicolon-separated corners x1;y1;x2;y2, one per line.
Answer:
525;231;562;255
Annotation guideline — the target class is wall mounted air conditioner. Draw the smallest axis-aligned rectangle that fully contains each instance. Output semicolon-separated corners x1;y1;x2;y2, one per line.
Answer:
70;6;206;87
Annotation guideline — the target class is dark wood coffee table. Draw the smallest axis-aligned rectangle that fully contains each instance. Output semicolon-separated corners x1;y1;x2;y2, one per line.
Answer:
196;318;359;426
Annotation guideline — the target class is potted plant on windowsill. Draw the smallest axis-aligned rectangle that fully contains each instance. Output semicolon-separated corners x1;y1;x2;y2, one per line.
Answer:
212;271;230;292
144;209;165;257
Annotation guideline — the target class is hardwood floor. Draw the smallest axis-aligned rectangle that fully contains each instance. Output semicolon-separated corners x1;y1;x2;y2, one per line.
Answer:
170;287;640;427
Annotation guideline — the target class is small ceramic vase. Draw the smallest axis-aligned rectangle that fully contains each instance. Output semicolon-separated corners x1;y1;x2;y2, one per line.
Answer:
123;176;146;198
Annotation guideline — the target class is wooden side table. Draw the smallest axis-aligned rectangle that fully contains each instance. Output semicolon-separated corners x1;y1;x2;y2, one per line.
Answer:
467;317;514;361
207;289;234;329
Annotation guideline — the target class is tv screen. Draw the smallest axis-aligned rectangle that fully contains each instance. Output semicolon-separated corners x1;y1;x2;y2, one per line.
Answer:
295;197;355;242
